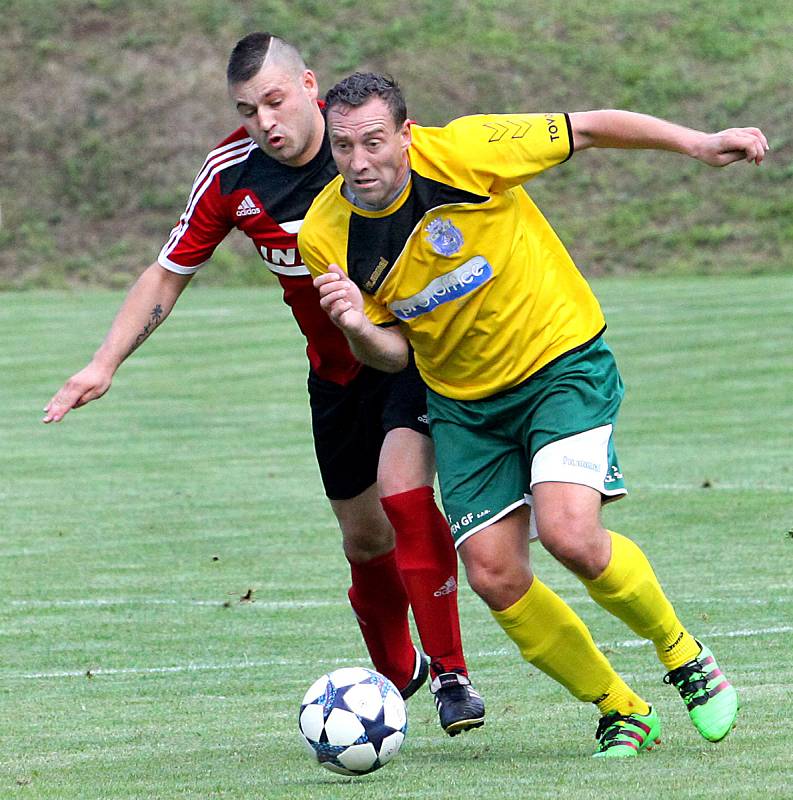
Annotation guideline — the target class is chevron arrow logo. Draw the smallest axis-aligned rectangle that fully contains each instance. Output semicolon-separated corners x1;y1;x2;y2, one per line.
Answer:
482;119;533;142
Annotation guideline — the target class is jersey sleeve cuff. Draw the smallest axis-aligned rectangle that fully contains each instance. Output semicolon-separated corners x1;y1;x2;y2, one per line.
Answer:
157;254;204;275
562;113;574;163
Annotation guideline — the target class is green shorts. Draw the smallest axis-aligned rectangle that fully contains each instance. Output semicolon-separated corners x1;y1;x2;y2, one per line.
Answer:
427;337;627;547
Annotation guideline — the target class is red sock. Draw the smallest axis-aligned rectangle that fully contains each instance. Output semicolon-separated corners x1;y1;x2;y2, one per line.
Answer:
382;486;467;678
348;549;416;690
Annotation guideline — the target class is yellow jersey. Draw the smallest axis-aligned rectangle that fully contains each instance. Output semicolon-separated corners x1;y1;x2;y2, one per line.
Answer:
300;112;606;400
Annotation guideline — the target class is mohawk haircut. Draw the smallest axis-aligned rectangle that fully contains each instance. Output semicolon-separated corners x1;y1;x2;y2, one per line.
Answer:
226;32;306;84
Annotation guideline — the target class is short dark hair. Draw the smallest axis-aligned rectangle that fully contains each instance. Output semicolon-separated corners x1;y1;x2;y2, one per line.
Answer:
324;72;407;127
226;32;307;85
227;32;274;84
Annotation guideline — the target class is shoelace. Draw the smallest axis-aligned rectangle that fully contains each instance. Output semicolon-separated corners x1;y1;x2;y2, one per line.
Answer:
595;713;638;748
664;660;709;705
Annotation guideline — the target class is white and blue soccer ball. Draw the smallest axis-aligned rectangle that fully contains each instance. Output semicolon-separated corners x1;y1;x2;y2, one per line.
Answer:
298;666;408;776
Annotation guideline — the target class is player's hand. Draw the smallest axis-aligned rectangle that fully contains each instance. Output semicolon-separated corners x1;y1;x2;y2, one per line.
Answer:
693;127;769;167
313;264;367;334
42;362;114;423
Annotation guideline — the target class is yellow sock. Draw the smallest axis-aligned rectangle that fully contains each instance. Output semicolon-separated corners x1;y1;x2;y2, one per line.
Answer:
491;577;649;716
582;531;700;671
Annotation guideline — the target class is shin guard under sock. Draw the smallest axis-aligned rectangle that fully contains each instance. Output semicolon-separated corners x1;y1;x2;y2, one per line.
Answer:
348;549;416;689
491;577;649;716
382;486;466;677
582;531;699;671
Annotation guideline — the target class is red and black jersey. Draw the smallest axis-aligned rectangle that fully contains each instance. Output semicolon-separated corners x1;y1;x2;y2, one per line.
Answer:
158;124;360;385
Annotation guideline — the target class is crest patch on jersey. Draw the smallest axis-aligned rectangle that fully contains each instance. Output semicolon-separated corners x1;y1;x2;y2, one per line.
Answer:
425;217;464;256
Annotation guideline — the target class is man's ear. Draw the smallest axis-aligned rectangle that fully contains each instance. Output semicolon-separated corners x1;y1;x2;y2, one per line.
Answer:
400;119;412;151
302;69;319;100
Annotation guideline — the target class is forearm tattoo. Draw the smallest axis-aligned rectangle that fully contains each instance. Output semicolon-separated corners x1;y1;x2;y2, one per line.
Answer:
129;304;164;356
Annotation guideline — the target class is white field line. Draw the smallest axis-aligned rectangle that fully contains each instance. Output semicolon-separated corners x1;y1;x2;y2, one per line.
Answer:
9;593;786;611
13;625;793;681
474;625;793;658
602;624;793;648
9;598;338;609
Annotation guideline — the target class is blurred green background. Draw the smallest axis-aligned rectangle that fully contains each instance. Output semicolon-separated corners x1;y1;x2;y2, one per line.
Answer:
2;0;791;289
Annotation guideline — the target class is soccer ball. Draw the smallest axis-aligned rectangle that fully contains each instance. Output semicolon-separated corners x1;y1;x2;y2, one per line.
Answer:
298;666;408;776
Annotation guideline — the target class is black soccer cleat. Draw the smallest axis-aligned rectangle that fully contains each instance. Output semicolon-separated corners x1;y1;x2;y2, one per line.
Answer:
399;647;430;701
430;671;486;736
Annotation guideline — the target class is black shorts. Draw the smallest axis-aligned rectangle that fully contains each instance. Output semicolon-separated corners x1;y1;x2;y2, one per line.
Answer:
308;357;430;500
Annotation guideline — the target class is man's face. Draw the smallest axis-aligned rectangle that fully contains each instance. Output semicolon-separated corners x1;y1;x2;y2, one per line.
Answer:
230;60;323;167
327;96;411;208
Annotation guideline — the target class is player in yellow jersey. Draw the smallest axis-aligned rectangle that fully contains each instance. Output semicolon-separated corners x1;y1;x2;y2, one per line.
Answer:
301;72;768;757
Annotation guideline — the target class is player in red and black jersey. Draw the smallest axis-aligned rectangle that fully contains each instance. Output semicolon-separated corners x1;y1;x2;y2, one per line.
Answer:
43;32;484;736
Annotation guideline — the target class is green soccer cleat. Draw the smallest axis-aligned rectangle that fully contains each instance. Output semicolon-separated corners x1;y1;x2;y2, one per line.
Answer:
592;706;661;758
663;641;739;742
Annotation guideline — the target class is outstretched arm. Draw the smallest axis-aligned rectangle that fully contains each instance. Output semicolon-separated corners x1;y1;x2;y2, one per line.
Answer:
569;110;768;167
313;265;409;372
43;262;192;423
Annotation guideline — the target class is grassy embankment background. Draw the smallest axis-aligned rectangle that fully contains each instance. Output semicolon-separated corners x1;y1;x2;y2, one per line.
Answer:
2;0;792;289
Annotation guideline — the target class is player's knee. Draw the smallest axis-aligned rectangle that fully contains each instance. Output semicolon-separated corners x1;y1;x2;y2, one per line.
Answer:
340;514;395;563
537;514;609;579
464;556;532;611
332;490;396;562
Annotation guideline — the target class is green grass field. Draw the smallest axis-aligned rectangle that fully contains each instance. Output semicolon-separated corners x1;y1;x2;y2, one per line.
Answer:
2;275;792;799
